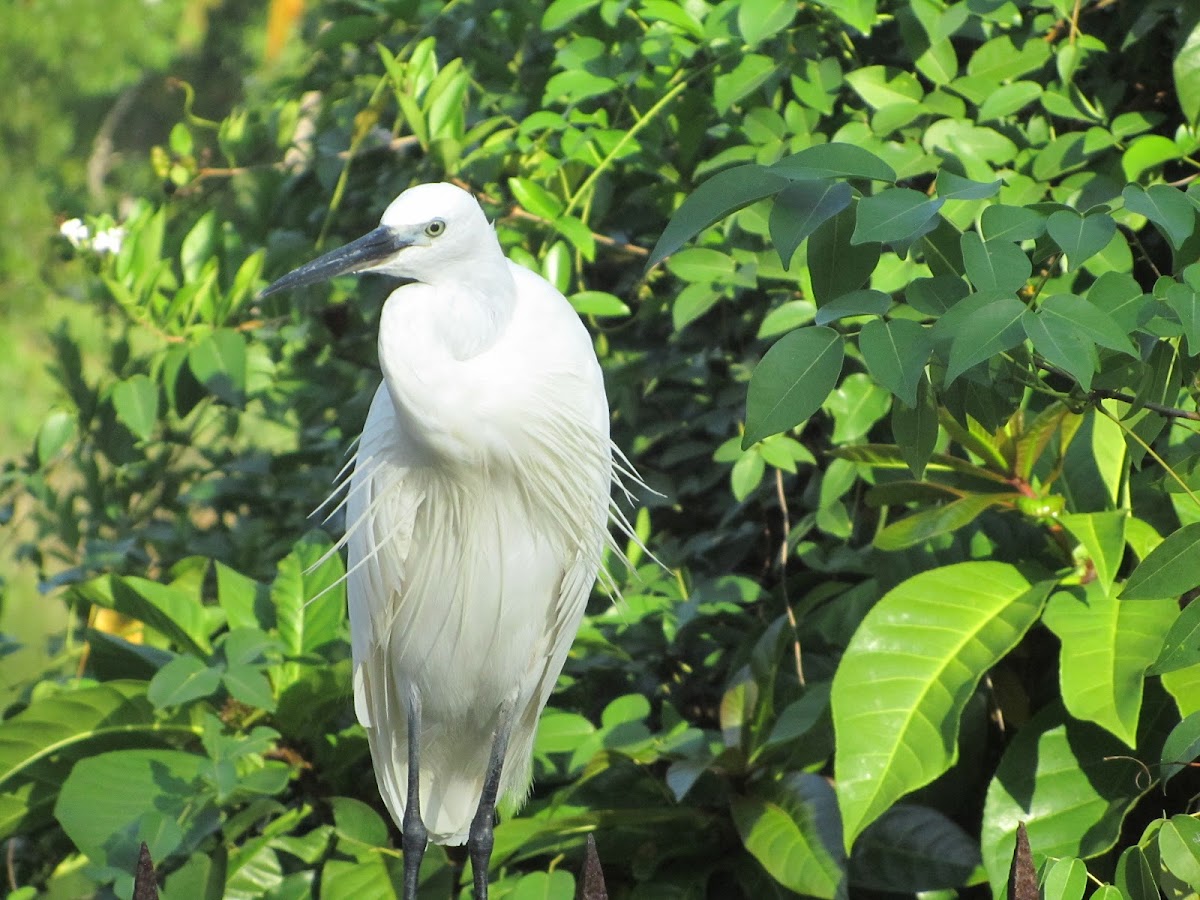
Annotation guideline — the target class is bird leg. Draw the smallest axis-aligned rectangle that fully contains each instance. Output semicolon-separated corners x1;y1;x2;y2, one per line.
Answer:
468;697;516;900
402;689;428;900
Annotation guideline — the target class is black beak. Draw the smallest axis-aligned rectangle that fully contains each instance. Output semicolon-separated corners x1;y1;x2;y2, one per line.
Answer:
259;226;411;298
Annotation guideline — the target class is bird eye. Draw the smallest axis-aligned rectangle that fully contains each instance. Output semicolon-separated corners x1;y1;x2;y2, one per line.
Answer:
425;219;446;237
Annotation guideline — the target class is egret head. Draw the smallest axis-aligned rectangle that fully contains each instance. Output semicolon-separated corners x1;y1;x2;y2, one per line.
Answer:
260;183;502;298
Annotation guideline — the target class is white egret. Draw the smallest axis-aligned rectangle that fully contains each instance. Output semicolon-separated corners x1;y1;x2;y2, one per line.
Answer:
261;183;630;899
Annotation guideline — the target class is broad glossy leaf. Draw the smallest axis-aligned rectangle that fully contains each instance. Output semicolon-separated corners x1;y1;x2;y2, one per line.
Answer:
75;575;212;657
1042;857;1087;900
1122;134;1182;181
648;165;789;268
874;493;1019;550
55;749;217;871
271;531;346;658
1165;282;1200;350
744;327;843;447
0;682;198;841
825;372;890;443
832;562;1049;847
188;328;247;406
731;773;845;898
1175;15;1200;127
541;0;601;30
859;318;932;407
1114;845;1159;900
147;656;223;710
1122;522;1200;599
811;0;877;34
112;375;159;442
980;706;1157;894
1122;184;1195;249
977;81;1042;121
1058;512;1126;592
1086;271;1149;332
906;274;969;315
1039;293;1135;354
1158;816;1200;888
1160;711;1200;784
960;232;1031;293
851;189;944;245
1046;211;1116;271
849;804;982;892
737;0;797;47
568;291;630;318
714;54;776;111
808;206;881;305
1150;598;1200;674
768;180;853;268
1042;583;1177;746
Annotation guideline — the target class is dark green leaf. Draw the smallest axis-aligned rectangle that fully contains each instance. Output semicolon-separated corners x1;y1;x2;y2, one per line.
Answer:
770;142;896;182
647;165;789;267
892;377;938;479
808;206;881;305
744;327;844;447
1022;306;1099;390
1160;711;1200;784
960;233;1031;293
906;275;969;316
980;204;1047;242
859;318;932;407
850;805;982;892
1046;211;1116;271
223;665;277;711
935;171;1002;201
1122;184;1195;249
852;190;944;245
938;292;1028;383
768;180;853;269
813;289;892;324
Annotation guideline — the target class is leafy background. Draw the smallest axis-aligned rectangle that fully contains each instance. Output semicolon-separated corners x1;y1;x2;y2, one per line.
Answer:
3;0;1200;898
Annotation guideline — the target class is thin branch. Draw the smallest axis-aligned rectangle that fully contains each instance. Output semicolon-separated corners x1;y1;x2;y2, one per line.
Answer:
774;468;804;687
1089;387;1200;422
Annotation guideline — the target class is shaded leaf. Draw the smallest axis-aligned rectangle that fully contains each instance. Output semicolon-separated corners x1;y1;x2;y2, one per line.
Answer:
744;327;844;447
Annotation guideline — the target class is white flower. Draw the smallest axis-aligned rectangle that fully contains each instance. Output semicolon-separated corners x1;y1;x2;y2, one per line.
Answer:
60;218;90;247
92;227;126;255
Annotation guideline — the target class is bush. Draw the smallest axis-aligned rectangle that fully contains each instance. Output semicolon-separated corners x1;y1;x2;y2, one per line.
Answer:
3;0;1200;897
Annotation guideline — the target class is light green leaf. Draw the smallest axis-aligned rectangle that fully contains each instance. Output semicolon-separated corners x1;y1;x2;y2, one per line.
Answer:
1160;712;1200;784
1122;134;1181;181
977;81;1042;121
874;493;1020;550
568;291;630;318
832;562;1049;848
731;774;845;898
714;54;776;111
737;0;796;47
147;656;223;710
934;171;1002;201
0;682;198;842
272;531;346;659
1158;816;1200;889
811;0;877;34
1058;511;1126;592
980;705;1157;894
188;328;247;406
1122;521;1200;599
112;374;159;442
55;749;217;872
541;0;600;30
744;327;844;447
1042;857;1087;900
1151;598;1200;675
1042;583;1177;746
1176;15;1200;126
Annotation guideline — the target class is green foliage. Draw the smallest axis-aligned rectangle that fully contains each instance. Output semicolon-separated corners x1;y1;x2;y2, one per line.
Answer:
6;0;1200;897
